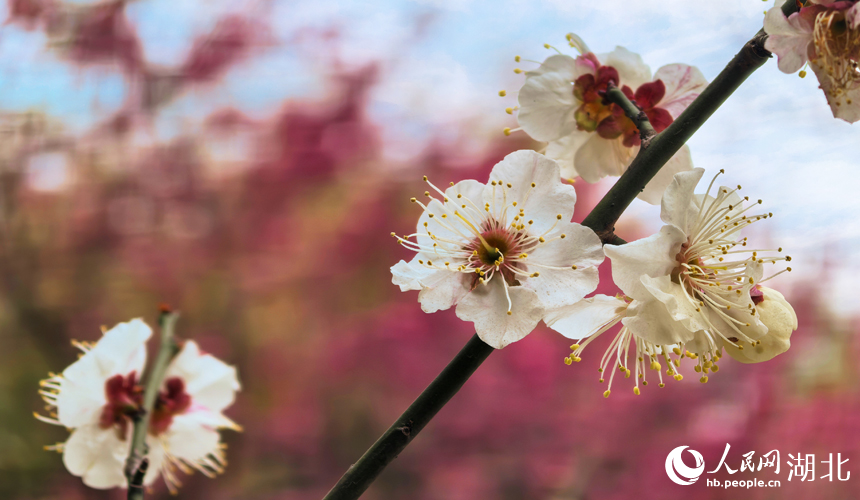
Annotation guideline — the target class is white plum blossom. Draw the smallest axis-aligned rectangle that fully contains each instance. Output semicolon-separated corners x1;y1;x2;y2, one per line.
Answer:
545;168;795;396
36;319;241;492
511;34;707;204
390;150;604;349
764;0;860;122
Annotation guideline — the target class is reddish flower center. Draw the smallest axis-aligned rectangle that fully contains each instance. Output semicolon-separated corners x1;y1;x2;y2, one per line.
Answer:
750;285;764;305
150;377;192;435
573;53;675;147
98;374;192;439
99;372;143;439
464;218;527;288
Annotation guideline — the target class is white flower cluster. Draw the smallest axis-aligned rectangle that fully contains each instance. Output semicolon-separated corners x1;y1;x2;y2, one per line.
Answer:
36;319;241;492
391;33;797;397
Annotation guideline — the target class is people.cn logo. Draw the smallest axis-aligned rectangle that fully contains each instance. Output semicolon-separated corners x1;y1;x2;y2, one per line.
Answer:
665;446;705;485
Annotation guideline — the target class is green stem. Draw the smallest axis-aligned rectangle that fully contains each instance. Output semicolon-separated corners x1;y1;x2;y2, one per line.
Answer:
322;334;494;500
125;312;180;500
325;2;799;497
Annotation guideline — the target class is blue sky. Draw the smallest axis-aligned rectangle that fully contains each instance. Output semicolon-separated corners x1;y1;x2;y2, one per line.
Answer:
2;0;857;311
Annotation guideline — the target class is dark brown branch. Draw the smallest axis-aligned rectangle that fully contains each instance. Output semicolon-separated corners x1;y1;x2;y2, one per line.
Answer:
322;334;493;500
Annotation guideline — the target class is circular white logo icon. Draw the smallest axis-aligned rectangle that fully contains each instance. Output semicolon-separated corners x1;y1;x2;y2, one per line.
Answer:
665;446;705;485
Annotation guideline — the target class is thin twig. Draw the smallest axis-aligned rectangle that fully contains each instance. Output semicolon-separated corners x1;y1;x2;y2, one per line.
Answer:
125;311;180;500
323;2;799;498
603;81;656;148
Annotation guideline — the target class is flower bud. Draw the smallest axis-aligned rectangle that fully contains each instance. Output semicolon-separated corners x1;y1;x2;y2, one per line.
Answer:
723;286;797;364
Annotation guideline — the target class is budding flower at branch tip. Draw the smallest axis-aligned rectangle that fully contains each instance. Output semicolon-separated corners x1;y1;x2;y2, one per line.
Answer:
513;33;708;204
35;319;241;492
544;168;795;396
390;150;604;349
763;0;860;122
722;286;797;364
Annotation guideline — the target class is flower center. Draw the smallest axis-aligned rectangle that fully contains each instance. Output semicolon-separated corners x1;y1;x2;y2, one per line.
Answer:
573;56;620;133
572;53;674;147
812;9;860;105
98;373;192;439
150;377;192;436
99;372;143;439
474;228;513;266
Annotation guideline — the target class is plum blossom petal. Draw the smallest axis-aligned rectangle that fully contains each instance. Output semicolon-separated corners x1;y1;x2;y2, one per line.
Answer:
391;255;436;291
848;3;860;29
764;6;815;73
573;133;635;182
544;294;627;339
56;319;151;428
545;131;590;179
659;167;705;234
392;258;472;314
61;319;151;385
640;274;710;333
161;411;222;463
601;46;651;89
517;55;580;141
521;222;603;310
604;225;687;300
622;296;697;346
639;146;695;206
417;271;471;313
810;61;860;123
486;150;577;234
455;277;544;349
62;424;128;489
653;64;708;119
164;341;241;415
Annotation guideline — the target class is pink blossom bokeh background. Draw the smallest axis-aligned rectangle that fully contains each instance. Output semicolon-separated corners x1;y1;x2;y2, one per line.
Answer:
0;1;858;499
